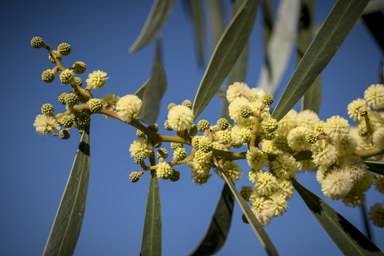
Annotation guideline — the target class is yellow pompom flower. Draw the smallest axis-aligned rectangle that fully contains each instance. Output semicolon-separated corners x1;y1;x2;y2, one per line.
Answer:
129;137;154;158
296;110;319;129
269;192;288;217
347;98;368;121
374;175;384;194
228;97;251;124
167;105;194;131
270;153;299;179
373;127;384;150
254;171;278;196
33;114;60;135
246;148;268;169
324;115;350;138
321;169;354;200
214;160;242;183
334;134;357;157
364;84;384;109
342;189;366;208
86;70;108;90
231;124;252;145
190;162;211;185
226;82;251;103
311;141;338;168
287;126;312;152
156;162;174;180
368;202;384;228
116;94;142;123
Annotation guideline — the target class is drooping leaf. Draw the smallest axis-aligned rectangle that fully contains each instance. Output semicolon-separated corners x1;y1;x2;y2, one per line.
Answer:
207;0;225;53
185;0;206;67
257;0;300;96
272;0;370;121
136;38;167;125
140;157;162;256
362;11;384;51
363;0;384;15
365;161;384;175
220;0;249;123
192;0;259;119
189;184;234;256
129;0;176;53
135;78;150;100
297;0;322;114
43;126;91;256
292;179;383;256
213;159;278;256
260;0;274;81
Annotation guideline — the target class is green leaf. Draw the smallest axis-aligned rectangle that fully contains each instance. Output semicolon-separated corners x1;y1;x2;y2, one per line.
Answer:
129;0;176;53
140;157;162;256
135;77;150;100
135;38;167;125
186;0;206;66
365;161;384;175
189;184;234;256
192;0;259;120
272;0;370;121
292;179;384;256
43;126;91;256
213;159;278;256
363;0;384;15
207;0;225;53
260;0;274;83
257;0;299;96
297;0;322;114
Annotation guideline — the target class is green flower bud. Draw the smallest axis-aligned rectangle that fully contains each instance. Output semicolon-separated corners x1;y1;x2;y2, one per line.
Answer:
191;136;200;149
59;129;70;140
262;94;274;105
182;100;192;109
171;142;183;150
217;130;232;145
31;37;44;48
197;120;210;132
58;93;67;105
61;115;74;128
262;131;276;140
217;118;229;130
240;186;252;202
168;103;176;111
315;121;325;134
136;130;146;138
72;61;86;74
170;169;180;182
157;148;169;159
154;141;162;148
240;105;252;118
156;162;174;179
65;93;78;106
58;43;71;56
134;153;147;164
232;141;243;148
188;124;198;136
148;123;159;132
262;117;278;133
77;113;91;125
359;108;368;117
173;147;187;161
73;77;83;87
194;150;212;166
41;104;54;115
49;51;61;63
305;130;318;144
60;69;74;85
199;139;213;153
41;69;55;83
88;98;102;113
242;214;249;224
129;172;140;183
164;120;173;131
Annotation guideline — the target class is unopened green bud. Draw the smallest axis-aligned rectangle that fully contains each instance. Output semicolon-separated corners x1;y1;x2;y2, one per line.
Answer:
217;118;229;130
154;141;162;148
41;104;54;115
188;124;198;136
199;139;213;153
134;153;146;164
157;148;169;159
61;115;74;128
136;130;146;138
58;43;71;56
65;93;78;106
262;131;276;140
359;108;368;117
60;70;74;84
305;130;318;144
174;148;187;161
197;120;210;132
49;51;61;63
191;136;201;149
171;142;183;150
129;172;140;183
58;93;67;105
240;186;252;202
182;100;192;109
88;98;102;113
59;129;70;140
262;94;274;105
240;105;253;118
72;61;86;74
168;103;176;111
164;120;173;131
41;69;55;83
31;37;44;48
73;77;83;87
148;123;159;132
170;169;180;182
77;113;91;125
217;130;231;145
262;117;278;133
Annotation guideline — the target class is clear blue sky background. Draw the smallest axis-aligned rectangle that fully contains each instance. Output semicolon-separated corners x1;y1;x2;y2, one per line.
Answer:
0;0;383;255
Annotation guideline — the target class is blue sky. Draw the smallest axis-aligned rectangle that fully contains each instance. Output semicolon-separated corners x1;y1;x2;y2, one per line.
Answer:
0;0;383;255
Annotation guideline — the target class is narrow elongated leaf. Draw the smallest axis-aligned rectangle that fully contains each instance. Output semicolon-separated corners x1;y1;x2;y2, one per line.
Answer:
213;159;278;256
292;179;383;256
260;0;274;81
298;0;322;114
365;161;384;175
43;126;91;256
272;0;370;121
189;184;234;256
207;0;225;52
135;78;150;100
186;0;205;66
129;0;176;52
140;157;162;256
257;0;300;96
192;0;259;119
136;38;167;125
